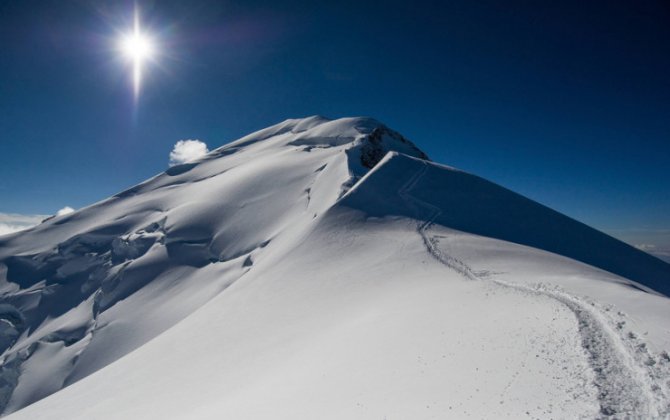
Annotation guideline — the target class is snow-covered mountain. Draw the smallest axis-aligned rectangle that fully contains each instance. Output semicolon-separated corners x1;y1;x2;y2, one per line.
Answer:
1;116;669;419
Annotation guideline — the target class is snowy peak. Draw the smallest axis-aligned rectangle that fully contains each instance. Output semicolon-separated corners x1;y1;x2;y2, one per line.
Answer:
213;116;428;169
0;116;669;418
0;117;434;416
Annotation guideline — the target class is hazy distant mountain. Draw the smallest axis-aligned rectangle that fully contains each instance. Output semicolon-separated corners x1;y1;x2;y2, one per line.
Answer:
1;117;669;418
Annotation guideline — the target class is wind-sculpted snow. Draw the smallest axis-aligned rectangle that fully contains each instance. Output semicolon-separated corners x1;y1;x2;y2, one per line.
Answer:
1;117;669;419
0;116;427;416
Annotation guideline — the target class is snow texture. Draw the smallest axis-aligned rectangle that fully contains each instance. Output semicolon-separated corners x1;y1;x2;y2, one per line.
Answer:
1;116;669;419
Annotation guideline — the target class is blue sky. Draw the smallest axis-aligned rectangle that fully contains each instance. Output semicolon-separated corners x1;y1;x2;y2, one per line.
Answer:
0;0;668;259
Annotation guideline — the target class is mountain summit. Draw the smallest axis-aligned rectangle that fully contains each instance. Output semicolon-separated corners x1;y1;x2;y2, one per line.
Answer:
1;116;669;418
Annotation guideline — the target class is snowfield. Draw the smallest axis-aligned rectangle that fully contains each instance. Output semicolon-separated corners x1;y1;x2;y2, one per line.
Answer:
1;116;669;418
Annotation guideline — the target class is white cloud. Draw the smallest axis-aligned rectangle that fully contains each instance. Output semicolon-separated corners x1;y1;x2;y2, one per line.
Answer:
635;244;656;251
0;213;48;236
0;224;31;236
56;206;75;217
169;139;209;166
605;228;670;264
634;243;670;263
0;207;76;237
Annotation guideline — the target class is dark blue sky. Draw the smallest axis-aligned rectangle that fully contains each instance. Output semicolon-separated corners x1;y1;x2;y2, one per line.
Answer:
1;1;668;254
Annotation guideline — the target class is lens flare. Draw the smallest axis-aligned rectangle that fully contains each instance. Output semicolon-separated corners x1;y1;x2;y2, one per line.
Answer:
119;8;155;99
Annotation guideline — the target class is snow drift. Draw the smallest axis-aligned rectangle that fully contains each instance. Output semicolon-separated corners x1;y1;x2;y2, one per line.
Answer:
0;116;669;419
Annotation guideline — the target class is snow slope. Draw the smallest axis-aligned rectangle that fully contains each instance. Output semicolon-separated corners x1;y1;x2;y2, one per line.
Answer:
1;116;669;418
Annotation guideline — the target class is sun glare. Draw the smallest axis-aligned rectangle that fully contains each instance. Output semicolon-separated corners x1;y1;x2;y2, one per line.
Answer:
121;33;154;61
119;8;156;99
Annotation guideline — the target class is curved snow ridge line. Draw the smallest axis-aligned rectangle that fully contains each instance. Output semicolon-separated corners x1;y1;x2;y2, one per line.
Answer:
397;162;670;418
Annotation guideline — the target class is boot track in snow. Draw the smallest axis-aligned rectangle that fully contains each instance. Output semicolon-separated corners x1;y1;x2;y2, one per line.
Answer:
398;160;670;418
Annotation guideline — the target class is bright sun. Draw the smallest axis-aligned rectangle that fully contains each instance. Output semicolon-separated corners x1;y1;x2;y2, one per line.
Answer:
119;8;156;99
121;33;154;61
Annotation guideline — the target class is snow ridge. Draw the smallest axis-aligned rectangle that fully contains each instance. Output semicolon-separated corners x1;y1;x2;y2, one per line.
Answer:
396;155;670;418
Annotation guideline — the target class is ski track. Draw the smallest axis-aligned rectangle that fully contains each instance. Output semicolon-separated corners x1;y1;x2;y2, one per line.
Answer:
399;161;670;419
